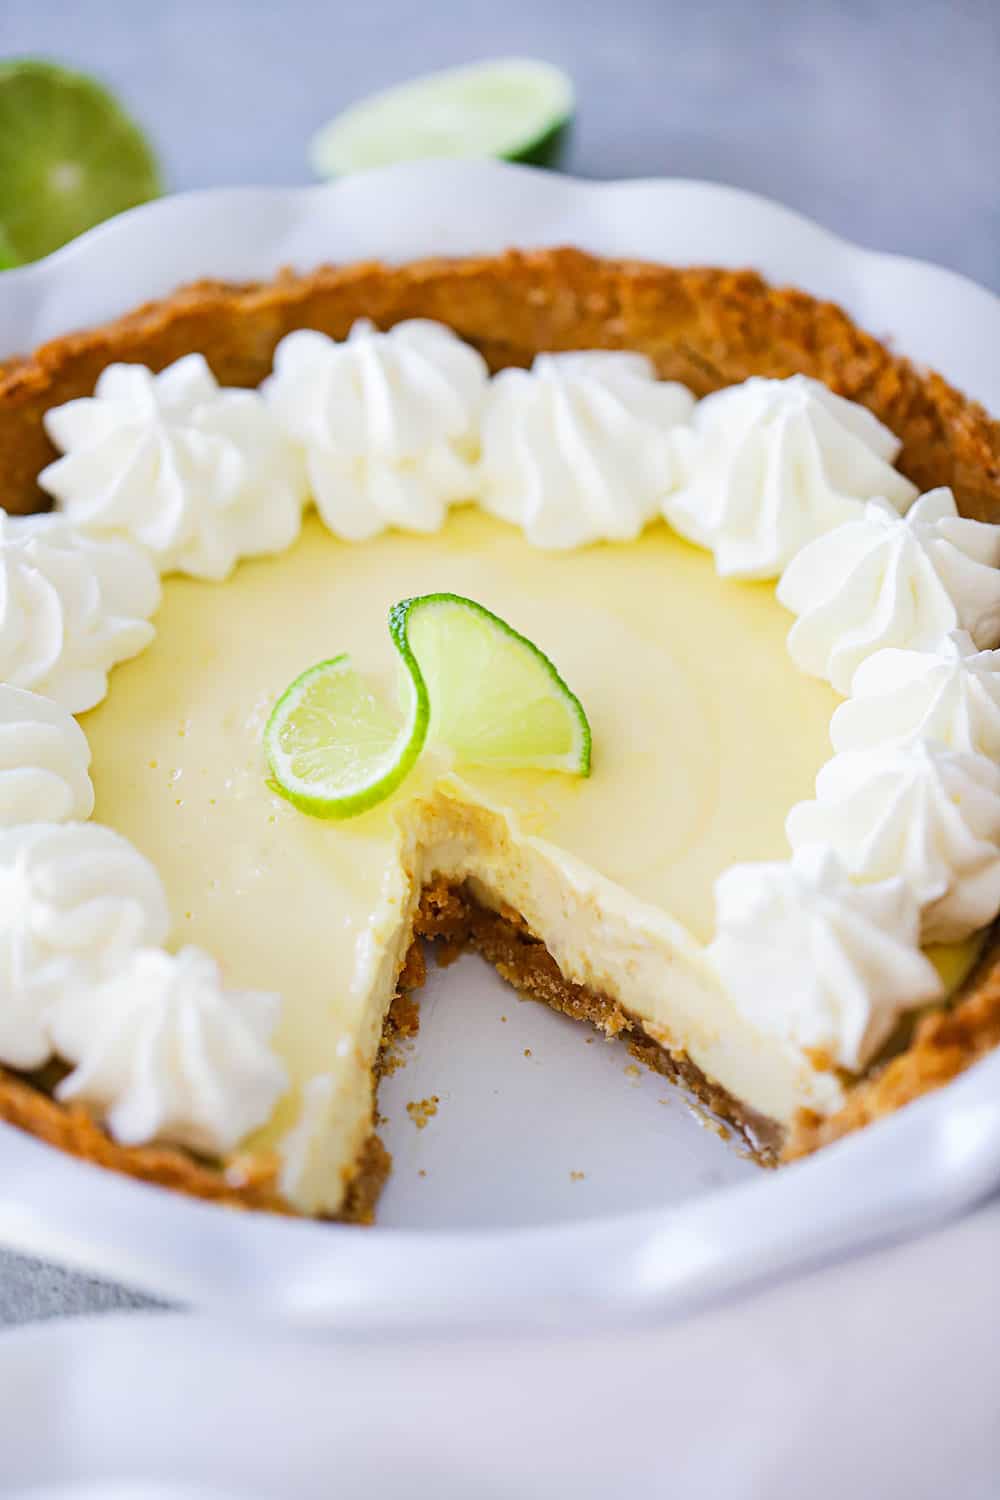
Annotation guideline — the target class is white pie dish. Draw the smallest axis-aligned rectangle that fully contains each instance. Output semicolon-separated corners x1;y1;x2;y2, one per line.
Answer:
2;1239;998;1500
0;159;999;1332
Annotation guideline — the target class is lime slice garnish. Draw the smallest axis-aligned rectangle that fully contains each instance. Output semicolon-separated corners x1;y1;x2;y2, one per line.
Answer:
264;653;430;819
266;596;591;820
391;593;591;776
309;59;573;177
0;59;162;264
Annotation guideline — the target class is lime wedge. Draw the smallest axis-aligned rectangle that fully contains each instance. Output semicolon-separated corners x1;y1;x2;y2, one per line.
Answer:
0;59;162;264
266;596;590;820
309;59;573;177
392;593;591;775
264;653;429;819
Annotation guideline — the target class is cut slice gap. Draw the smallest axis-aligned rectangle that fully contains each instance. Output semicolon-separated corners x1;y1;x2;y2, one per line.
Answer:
373;886;764;1230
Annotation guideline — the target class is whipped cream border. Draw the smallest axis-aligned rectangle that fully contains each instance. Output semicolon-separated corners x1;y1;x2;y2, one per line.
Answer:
4;324;998;1162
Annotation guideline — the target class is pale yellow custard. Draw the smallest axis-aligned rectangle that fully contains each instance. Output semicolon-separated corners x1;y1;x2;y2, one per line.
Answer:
83;509;846;1213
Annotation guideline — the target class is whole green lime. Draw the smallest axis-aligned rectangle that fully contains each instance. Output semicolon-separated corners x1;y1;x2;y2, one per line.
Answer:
0;58;162;265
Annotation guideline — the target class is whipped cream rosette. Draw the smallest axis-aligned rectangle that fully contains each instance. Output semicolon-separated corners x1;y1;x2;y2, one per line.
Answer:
0;822;170;1070
0;684;94;825
479;350;694;548
663;375;917;579
0;513;159;712
264;319;487;541
831;632;1000;759
40;354;308;581
51;945;287;1156
787;743;1000;944
707;844;941;1071
778;488;1000;693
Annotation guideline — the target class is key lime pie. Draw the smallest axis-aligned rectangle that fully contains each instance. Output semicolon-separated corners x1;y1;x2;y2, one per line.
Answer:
1;250;999;1220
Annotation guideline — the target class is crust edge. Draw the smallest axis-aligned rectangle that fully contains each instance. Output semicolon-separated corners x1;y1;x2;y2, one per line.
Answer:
1;249;998;519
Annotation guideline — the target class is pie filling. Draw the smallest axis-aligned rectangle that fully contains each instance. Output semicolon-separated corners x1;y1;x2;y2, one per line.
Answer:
1;252;999;1221
82;509;845;1213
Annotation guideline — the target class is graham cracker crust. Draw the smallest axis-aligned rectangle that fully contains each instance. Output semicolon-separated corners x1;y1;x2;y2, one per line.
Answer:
0;248;998;1215
412;879;783;1162
1;249;998;521
0;1062;291;1214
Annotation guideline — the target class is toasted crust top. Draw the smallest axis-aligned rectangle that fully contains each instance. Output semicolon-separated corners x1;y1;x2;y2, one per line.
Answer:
2;249;998;517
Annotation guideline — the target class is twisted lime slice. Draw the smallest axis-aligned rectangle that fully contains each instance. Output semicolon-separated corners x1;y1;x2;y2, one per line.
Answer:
264;653;429;819
265;595;590;820
309;59;573;177
392;594;591;775
0;60;161;264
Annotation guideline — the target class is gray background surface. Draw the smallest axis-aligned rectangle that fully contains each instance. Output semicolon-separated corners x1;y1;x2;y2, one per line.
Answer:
0;0;997;1326
3;0;1000;288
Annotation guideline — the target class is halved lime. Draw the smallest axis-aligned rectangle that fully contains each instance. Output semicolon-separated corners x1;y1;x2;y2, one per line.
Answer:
264;653;430;819
392;593;591;775
309;59;574;177
0;59;162;264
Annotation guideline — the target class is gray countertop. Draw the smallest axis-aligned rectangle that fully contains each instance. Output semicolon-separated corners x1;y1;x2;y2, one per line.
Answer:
0;0;998;1326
